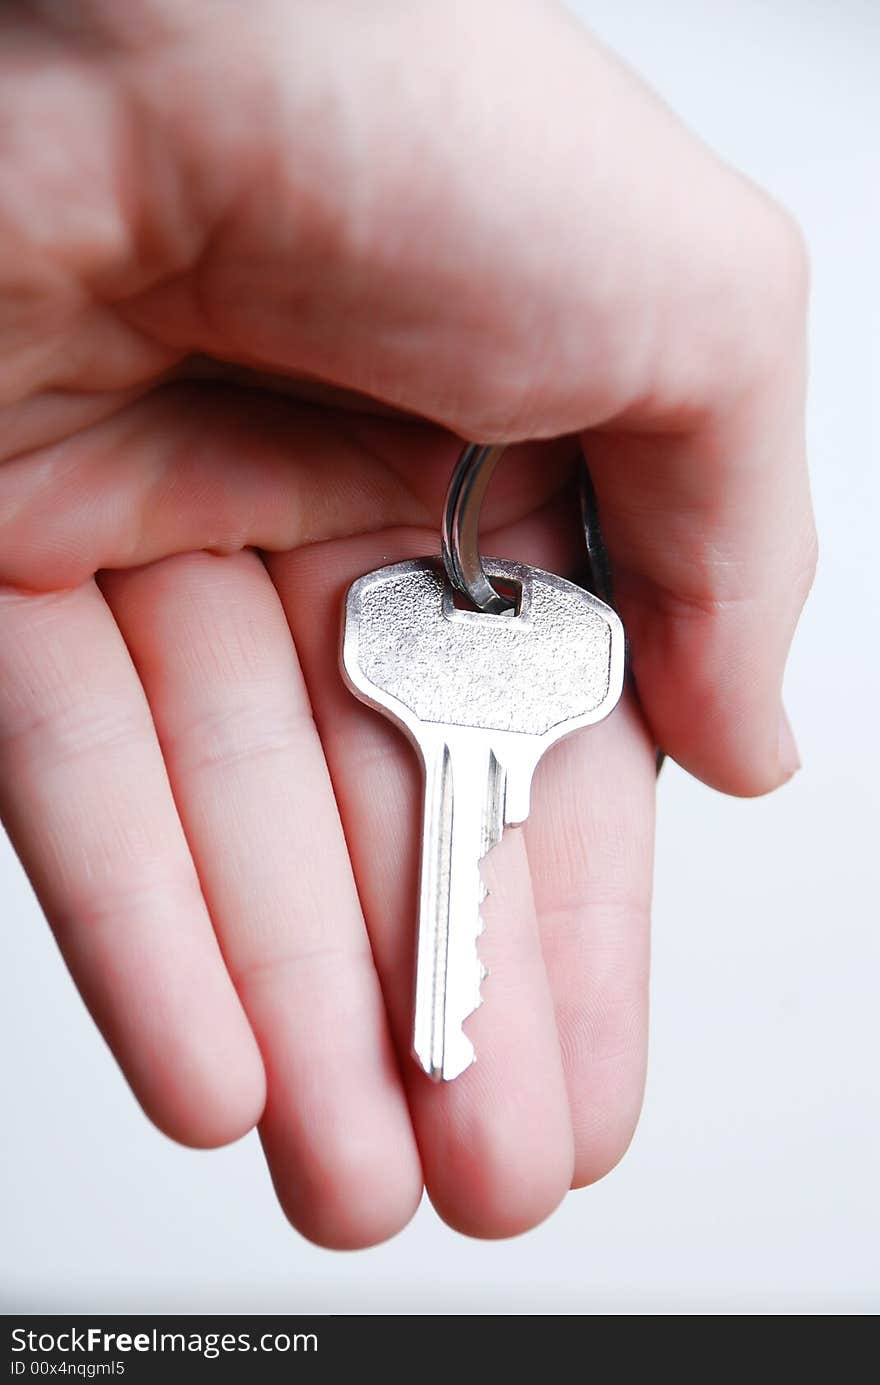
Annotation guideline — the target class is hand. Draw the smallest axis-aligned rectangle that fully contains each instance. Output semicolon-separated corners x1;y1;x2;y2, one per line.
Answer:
0;0;815;1248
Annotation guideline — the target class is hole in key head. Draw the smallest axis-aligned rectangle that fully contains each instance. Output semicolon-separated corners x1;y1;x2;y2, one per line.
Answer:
451;576;522;617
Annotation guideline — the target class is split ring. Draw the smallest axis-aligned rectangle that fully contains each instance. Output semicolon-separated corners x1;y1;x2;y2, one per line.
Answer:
441;441;613;612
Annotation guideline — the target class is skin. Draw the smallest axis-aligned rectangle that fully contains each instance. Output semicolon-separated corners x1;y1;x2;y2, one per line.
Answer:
0;0;816;1248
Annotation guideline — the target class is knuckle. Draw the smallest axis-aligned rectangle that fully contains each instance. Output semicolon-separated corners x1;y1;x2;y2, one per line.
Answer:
167;699;317;777
745;197;811;334
2;694;149;769
763;203;810;305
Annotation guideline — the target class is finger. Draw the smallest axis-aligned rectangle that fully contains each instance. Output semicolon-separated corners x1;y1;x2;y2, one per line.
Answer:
102;550;422;1249
0;385;426;592
0;383;572;592
482;490;655;1183
269;531;576;1239
586;372;816;796
525;688;655;1186
0;581;264;1146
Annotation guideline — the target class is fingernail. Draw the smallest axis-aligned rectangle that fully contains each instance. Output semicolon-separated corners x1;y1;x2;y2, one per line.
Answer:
778;706;801;778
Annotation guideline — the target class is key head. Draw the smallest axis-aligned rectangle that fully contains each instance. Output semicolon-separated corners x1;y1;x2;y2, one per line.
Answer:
341;557;625;755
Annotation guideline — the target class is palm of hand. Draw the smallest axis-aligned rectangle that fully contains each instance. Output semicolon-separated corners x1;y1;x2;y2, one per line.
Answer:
0;1;812;1247
3;381;652;1244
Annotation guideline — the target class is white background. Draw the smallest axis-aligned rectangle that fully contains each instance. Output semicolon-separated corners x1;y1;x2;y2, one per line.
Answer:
2;0;877;1315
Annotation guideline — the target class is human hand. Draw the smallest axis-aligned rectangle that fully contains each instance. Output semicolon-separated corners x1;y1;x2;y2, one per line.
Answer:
0;0;815;1247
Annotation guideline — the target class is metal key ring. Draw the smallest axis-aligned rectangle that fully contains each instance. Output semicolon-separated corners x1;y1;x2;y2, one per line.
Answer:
441;443;511;614
441;440;664;772
441;440;613;611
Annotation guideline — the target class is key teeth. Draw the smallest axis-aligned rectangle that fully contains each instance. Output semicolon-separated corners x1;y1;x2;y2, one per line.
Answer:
448;759;507;1077
460;844;497;1042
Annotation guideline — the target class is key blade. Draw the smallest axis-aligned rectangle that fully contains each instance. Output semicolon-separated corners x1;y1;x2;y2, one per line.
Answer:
413;733;505;1081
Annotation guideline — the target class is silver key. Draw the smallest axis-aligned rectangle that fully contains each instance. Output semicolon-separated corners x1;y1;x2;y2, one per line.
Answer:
341;556;625;1081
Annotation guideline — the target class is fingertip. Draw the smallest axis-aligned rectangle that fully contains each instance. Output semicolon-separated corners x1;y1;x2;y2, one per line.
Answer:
570;1100;644;1190
429;1158;572;1242
665;711;802;799
424;1091;574;1240
631;615;804;798
265;1125;424;1250
135;1025;268;1150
